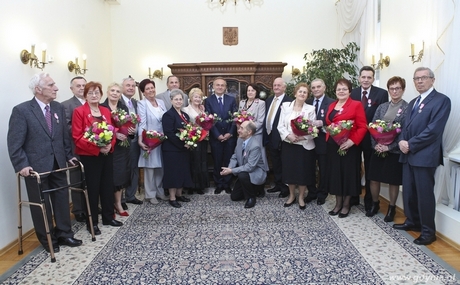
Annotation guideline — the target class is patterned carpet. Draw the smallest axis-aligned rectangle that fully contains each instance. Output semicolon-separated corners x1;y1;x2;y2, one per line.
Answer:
1;192;459;285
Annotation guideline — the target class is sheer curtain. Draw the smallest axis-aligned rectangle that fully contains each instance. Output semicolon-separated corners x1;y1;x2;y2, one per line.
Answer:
336;0;370;53
430;0;460;208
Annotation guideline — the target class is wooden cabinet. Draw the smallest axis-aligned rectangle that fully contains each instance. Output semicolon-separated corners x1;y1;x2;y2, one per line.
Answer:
168;62;287;99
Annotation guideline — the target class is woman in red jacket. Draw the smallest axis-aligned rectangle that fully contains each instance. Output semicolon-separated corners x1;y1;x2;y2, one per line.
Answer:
72;81;121;235
325;79;367;218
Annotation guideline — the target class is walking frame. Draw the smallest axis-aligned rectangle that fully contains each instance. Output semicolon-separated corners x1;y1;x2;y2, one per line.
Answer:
17;161;95;263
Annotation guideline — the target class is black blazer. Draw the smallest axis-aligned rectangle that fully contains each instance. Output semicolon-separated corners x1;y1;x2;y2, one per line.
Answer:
351;85;388;150
161;108;190;152
263;94;293;149
306;95;335;154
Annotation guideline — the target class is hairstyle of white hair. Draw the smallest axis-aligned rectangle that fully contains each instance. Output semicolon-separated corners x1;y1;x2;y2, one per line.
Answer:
29;73;49;95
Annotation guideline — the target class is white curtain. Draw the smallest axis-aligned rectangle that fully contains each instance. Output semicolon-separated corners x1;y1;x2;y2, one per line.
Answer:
430;0;460;208
336;0;370;55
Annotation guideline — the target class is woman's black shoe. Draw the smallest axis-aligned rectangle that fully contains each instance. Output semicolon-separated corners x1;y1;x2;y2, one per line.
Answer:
384;205;396;222
338;209;350;218
283;198;296;207
328;208;342;216
176;196;191;202
365;201;380;217
169;200;182;208
299;203;306;210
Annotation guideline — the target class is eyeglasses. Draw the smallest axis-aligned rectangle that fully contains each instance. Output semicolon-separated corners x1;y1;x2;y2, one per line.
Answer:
389;87;402;92
87;91;101;96
413;76;433;81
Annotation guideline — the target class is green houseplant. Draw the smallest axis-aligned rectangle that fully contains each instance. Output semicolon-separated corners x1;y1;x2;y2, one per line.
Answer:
286;42;360;98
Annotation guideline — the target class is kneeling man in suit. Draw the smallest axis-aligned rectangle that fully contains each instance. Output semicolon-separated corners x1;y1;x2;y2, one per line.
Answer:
221;121;268;208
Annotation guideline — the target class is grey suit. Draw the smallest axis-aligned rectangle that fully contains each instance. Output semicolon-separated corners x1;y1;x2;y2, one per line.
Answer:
61;95;84;215
7;98;75;247
399;89;451;237
228;137;268;200
157;90;189;111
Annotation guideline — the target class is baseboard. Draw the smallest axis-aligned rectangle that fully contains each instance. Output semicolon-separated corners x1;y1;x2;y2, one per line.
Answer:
0;229;35;257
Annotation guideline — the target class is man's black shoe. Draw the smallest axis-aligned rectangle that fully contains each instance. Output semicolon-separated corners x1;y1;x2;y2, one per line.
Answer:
58;237;83;247
74;213;86;222
127;198;143;205
267;187;280;193
316;198;326;205
393;223;422;232
44;245;60;253
103;219;123;227
87;225;101;235
414;235;436;245
278;192;289;198
224;187;232;194
244;198;256;208
214;187;223;194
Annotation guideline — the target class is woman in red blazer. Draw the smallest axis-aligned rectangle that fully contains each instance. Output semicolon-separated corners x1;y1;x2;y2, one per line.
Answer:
325;79;367;218
72;81;121;235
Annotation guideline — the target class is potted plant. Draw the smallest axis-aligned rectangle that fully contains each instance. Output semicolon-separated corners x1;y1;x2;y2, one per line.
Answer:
286;42;360;98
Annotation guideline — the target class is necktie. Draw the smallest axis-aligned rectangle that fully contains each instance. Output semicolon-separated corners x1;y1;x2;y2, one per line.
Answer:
128;99;133;109
315;99;319;117
242;141;246;156
361;90;368;108
411;96;421;118
266;97;278;134
218;97;223;111
45;105;52;133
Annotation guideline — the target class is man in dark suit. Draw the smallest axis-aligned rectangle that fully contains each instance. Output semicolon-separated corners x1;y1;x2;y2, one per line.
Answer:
61;76;86;222
120;77;143;206
205;77;237;194
350;66;388;210
7;73;82;252
305;78;335;205
221;121;268;208
394;67;451;246
263;77;293;197
156;75;188;110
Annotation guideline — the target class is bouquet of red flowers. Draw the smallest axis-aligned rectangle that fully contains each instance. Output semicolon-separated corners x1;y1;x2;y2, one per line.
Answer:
111;108;141;147
176;122;208;150
325;120;354;156
84;121;114;155
229;110;255;124
290;115;319;138
142;129;167;158
368;120;402;157
195;112;220;131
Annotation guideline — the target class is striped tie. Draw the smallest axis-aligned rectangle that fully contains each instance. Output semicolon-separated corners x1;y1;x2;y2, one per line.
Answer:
45;105;52;133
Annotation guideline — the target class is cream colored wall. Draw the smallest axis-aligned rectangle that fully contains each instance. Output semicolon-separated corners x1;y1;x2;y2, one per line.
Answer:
0;0;113;249
109;0;339;94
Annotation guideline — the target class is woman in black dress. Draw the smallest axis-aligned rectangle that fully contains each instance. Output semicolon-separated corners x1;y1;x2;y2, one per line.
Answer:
101;82;132;217
161;89;193;208
367;76;408;221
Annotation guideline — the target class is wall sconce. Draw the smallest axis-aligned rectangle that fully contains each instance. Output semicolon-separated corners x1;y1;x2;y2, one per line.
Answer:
409;41;424;63
148;67;163;80
20;43;48;70
370;53;390;70
291;66;305;78
68;54;88;75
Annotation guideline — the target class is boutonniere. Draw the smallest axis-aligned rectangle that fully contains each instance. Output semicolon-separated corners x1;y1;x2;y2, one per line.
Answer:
418;103;425;113
367;99;372;107
102;115;107;121
339;108;343;115
320;109;324;117
396;108;402;117
243;151;247;157
54;113;59;124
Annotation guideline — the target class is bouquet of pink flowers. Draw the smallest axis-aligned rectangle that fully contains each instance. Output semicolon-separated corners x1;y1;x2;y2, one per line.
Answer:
325;120;354;156
195;112;220;131
177;122;208;150
290;115;319;138
142;129;167;158
111;108;141;147
368;120;402;157
229;110;255;124
84;121;114;154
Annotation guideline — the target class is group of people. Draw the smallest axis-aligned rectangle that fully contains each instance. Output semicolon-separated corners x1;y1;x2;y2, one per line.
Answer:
7;65;450;253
